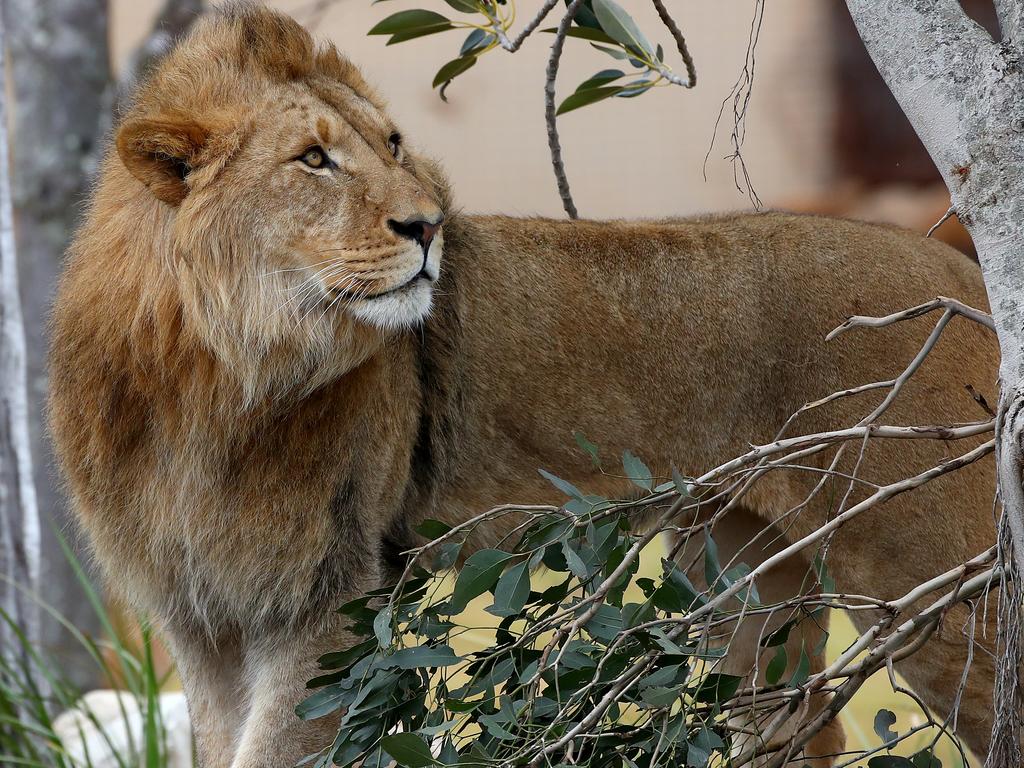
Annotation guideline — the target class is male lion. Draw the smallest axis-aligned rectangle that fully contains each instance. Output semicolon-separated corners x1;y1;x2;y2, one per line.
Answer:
49;4;999;767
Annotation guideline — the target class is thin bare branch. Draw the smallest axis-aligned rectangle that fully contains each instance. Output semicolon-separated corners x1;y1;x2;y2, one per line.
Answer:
650;0;696;88
544;0;585;219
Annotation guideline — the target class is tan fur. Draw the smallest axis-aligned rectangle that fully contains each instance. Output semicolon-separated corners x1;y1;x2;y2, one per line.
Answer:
49;4;1000;767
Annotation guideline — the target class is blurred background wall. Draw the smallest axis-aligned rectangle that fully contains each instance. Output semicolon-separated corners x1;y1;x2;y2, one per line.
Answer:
109;0;981;228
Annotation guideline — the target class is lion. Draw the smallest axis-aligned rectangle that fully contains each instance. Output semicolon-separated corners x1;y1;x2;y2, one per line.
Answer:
48;4;1000;767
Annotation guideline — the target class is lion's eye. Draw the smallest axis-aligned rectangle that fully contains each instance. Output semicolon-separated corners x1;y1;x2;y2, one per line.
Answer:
298;146;330;169
387;133;402;159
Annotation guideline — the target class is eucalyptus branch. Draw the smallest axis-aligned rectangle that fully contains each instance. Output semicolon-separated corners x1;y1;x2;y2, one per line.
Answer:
650;0;696;87
544;0;585;219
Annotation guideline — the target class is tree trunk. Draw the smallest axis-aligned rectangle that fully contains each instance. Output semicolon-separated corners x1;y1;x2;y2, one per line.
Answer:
0;7;42;668
2;0;111;687
843;2;1024;764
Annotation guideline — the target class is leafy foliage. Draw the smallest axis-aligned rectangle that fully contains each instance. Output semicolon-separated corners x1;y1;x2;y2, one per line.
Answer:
298;441;841;768
367;0;674;108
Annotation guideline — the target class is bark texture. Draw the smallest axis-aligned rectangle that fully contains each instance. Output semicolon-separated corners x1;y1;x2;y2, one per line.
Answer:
3;0;111;684
0;8;42;665
844;2;1024;764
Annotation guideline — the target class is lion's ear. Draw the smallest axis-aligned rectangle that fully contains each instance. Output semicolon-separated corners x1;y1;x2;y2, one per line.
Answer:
116;116;210;205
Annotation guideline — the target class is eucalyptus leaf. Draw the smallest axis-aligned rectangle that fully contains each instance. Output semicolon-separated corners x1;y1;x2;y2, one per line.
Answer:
380;733;435;768
538;468;586;499
873;708;899;743
387;644;461;669
487;560;531;617
432;55;477;89
373;606;393;648
416;518;452;539
448;549;517;613
542;25;619;45
573;430;601;466
692;673;741;703
590;43;630;60
789;642;811;687
867;758;916;768
459;28;494;55
592;0;655;58
622;449;653;490
443;0;479;13
369;9;452;36
765;645;787;685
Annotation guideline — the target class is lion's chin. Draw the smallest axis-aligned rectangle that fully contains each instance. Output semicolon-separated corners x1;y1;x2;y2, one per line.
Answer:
347;277;434;331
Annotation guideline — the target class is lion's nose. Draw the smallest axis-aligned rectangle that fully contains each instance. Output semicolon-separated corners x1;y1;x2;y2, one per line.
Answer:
388;214;444;253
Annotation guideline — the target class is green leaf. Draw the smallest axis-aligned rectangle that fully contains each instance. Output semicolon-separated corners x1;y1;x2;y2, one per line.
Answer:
538;468;585;499
460;28;494;55
295;684;347;719
622;450;653;490
373;606;393;648
380;733;435;768
910;749;942;768
590;43;629;60
640;686;678;708
703;528;723;590
542;25;620;45
387;644;461;669
760;620;794;648
487;560;531;617
448;549;517;613
557;85;625;115
562;540;590;579
573;430;601;466
789;642;811;687
442;0;479;13
479;712;518;741
867;758;916;768
616;79;655;98
657;558;707;612
416;519;452;539
692;673;741;703
369;9;452;36
432;55;477;88
671;467;692;495
583;603;623;642
387;26;456;44
565;0;601;30
592;0;654;58
577;69;622;92
815;553;837;594
686;728;724;768
318;638;376;671
873;708;898;743
765;645;787;685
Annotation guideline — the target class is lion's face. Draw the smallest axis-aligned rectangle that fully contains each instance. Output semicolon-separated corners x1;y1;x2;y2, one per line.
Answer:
217;77;445;330
114;10;448;346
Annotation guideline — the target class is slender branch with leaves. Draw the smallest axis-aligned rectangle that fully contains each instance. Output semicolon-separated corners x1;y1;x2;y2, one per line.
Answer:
363;0;696;217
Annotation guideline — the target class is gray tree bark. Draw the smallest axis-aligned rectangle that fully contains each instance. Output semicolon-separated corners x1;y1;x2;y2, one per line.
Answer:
843;2;1024;765
2;0;112;688
0;7;42;668
2;0;204;689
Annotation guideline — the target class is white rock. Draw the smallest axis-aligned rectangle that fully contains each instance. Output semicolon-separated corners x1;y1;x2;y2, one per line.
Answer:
52;689;193;768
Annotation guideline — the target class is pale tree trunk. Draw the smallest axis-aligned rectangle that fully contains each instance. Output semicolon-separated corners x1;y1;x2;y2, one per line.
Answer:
2;0;201;688
0;9;42;666
2;0;111;688
843;1;1024;764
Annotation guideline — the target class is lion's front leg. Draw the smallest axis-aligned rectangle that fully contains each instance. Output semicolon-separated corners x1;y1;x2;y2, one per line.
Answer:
164;629;246;768
227;623;349;768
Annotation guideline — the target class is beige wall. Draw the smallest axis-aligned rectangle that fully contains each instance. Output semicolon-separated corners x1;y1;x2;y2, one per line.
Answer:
110;1;835;218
